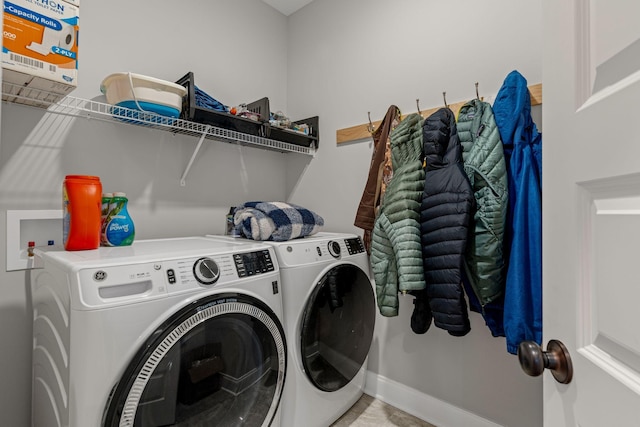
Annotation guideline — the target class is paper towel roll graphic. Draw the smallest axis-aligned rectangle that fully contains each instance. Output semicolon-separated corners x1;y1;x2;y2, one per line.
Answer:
27;24;75;56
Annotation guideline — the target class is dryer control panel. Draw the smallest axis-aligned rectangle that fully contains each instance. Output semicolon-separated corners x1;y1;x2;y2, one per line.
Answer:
344;237;365;255
273;235;367;268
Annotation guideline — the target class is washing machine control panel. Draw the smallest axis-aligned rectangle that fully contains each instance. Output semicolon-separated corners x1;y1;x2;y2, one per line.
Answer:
162;250;275;291
233;250;275;277
164;254;233;290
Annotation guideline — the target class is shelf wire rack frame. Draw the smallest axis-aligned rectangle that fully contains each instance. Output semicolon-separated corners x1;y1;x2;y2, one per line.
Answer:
2;81;316;185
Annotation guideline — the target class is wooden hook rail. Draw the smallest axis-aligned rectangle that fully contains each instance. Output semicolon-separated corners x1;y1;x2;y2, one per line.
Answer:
336;83;542;144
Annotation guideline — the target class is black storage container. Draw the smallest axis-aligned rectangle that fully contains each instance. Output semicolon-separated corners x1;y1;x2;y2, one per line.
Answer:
266;115;319;149
176;72;319;149
256;97;318;148
176;72;267;137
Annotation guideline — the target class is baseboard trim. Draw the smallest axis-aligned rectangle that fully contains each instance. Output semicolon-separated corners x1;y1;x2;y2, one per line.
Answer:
364;371;503;427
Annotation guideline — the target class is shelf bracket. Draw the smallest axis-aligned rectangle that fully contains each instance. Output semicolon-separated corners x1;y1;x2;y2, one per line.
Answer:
180;125;212;186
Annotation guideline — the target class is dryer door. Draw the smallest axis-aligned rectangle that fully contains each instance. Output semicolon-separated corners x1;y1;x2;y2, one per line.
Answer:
300;264;375;392
103;293;286;427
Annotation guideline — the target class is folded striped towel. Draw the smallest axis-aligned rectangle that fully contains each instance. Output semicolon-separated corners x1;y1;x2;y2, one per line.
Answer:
233;201;324;241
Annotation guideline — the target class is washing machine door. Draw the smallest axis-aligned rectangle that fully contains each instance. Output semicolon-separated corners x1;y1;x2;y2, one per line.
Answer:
103;293;286;427
300;263;375;392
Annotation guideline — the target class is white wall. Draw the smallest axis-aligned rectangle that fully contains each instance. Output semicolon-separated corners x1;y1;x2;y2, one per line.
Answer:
1;1;543;426
0;2;289;425
285;1;543;426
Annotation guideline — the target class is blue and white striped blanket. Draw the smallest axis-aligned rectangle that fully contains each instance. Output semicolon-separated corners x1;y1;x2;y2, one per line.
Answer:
233;201;324;241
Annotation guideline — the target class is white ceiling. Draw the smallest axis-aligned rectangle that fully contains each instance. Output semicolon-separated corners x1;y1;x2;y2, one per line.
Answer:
261;0;315;16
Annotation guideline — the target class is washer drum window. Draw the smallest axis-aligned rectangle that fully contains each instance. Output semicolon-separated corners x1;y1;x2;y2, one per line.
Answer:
102;293;286;427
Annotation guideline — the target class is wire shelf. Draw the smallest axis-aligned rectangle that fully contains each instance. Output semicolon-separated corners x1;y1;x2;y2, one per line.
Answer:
1;81;316;156
2;81;315;186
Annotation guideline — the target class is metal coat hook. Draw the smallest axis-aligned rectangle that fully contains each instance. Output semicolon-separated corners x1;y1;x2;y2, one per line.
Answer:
443;92;449;109
475;82;480;100
416;99;421;116
367;112;375;133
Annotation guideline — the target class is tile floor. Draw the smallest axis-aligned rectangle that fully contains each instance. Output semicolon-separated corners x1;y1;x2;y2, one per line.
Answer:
330;394;437;427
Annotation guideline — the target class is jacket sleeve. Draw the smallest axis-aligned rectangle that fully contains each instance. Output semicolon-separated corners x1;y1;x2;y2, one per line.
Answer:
371;213;398;316
383;164;427;294
503;143;542;354
370;162;426;317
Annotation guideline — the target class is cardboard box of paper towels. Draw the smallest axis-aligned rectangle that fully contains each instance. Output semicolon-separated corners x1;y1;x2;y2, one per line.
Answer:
2;0;79;106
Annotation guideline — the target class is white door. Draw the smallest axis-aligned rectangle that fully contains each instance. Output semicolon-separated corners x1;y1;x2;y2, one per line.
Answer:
540;0;640;425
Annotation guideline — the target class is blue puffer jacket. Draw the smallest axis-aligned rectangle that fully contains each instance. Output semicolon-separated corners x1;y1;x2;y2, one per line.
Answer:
492;70;542;354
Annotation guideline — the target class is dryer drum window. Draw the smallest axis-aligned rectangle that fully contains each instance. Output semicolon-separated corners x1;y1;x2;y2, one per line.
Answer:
300;264;375;392
103;293;286;427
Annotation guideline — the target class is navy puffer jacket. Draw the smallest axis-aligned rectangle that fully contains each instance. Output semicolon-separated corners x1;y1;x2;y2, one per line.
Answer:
419;108;474;335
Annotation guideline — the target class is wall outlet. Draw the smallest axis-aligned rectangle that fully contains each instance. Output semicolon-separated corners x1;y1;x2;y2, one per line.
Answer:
6;210;63;271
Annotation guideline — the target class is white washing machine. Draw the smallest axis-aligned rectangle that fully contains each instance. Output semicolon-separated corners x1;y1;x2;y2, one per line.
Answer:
208;233;376;427
31;236;286;427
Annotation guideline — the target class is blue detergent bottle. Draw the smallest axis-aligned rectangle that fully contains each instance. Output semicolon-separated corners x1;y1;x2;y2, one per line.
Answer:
105;192;135;246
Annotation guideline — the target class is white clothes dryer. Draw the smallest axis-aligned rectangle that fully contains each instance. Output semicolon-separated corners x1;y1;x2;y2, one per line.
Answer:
31;236;286;427
208;233;376;427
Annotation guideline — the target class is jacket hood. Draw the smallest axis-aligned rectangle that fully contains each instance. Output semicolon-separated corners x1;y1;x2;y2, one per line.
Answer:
493;70;539;145
422;107;460;169
390;113;424;167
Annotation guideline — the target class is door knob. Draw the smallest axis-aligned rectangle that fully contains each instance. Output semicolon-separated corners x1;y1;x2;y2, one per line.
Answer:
517;339;573;384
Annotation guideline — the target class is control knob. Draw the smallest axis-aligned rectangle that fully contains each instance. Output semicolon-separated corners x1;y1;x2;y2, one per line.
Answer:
193;257;220;285
327;241;341;258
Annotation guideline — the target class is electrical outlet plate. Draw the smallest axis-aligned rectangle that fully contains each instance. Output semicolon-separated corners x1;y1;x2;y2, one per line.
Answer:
6;210;63;271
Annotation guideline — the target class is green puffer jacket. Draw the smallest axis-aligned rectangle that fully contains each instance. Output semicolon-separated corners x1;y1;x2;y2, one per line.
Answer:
371;113;426;317
457;99;508;307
